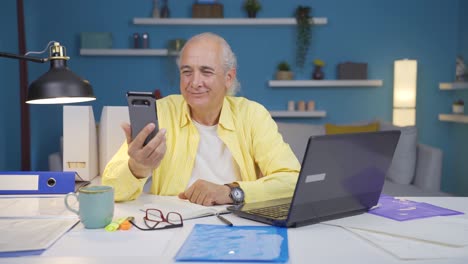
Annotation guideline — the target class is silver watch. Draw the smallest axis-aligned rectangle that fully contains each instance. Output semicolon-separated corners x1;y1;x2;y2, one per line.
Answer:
225;184;245;204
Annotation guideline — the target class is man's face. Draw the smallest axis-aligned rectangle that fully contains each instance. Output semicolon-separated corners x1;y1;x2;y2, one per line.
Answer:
179;38;234;113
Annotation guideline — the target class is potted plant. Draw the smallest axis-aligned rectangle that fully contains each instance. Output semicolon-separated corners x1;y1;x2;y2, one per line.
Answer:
453;99;464;114
243;0;261;18
295;6;312;69
312;59;325;80
276;61;293;80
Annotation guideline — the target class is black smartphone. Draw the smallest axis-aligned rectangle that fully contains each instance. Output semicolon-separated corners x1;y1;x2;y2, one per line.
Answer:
126;91;158;145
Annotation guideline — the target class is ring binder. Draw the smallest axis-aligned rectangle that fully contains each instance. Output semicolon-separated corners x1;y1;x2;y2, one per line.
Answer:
0;171;88;195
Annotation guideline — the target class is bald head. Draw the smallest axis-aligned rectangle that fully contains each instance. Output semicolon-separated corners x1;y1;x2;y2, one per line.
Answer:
177;33;240;95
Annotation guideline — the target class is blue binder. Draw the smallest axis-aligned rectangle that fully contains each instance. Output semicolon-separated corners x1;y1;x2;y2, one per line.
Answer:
0;171;88;195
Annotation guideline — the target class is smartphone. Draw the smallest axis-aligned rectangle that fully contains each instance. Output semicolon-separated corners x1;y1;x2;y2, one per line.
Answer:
126;91;158;145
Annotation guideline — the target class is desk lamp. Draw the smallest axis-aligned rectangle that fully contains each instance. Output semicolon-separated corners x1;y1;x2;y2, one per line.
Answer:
0;42;95;104
1;41;96;170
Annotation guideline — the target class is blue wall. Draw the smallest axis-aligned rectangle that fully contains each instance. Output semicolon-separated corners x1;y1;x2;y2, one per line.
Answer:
1;0;467;195
0;0;20;170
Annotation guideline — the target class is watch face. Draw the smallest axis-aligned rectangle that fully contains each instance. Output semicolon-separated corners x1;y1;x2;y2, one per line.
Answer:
231;187;244;203
232;189;242;199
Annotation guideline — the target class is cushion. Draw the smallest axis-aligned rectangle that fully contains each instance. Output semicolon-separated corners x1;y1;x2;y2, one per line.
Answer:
276;122;325;161
380;122;417;185
324;122;380;135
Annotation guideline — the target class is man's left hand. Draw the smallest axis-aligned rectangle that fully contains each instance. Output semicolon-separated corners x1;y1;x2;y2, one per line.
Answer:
178;179;232;206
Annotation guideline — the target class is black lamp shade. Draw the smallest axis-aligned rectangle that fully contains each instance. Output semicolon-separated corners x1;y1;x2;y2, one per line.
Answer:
26;59;96;104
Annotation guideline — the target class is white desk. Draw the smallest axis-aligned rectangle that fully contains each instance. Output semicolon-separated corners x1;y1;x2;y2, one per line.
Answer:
1;195;468;264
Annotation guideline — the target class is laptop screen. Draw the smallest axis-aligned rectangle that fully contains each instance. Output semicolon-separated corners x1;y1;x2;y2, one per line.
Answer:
288;131;400;224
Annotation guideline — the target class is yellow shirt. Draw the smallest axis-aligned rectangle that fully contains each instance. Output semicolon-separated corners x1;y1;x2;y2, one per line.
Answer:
102;95;300;203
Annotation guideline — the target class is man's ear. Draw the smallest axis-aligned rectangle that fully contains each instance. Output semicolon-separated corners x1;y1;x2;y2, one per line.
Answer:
225;68;236;90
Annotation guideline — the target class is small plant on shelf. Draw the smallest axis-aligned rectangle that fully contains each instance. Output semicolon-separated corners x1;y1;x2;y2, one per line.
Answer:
277;61;291;71
276;61;293;80
312;59;325;80
243;0;261;18
453;99;464;114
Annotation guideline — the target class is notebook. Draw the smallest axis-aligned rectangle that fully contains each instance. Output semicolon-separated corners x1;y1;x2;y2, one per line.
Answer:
228;131;401;227
142;196;229;220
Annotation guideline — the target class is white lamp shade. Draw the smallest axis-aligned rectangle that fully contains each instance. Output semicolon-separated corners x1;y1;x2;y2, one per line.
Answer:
393;108;416;127
393;60;417;108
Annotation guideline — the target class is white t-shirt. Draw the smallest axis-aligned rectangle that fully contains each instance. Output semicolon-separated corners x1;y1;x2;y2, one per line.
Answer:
187;120;241;188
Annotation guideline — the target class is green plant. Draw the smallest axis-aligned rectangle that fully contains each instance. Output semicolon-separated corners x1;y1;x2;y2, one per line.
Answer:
454;99;464;106
295;6;312;69
243;0;261;12
277;61;291;71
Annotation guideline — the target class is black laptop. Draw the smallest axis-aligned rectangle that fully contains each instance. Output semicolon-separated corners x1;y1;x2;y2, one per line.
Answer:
227;131;401;227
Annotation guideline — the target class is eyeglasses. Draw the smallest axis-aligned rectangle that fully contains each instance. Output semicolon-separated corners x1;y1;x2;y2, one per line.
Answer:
129;208;183;231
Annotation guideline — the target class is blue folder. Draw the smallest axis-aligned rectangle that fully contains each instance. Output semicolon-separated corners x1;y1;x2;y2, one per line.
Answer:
0;171;88;195
175;224;289;262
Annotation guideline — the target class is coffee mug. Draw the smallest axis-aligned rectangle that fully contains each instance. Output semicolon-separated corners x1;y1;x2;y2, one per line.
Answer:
65;185;114;229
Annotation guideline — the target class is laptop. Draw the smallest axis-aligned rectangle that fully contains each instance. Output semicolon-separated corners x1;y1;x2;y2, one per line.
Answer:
227;130;401;227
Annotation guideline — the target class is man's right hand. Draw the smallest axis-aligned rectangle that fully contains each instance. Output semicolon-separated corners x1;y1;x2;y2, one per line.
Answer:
121;122;167;179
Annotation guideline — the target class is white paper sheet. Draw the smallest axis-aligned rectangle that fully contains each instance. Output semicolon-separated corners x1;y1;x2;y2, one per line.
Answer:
0;197;77;218
324;213;468;246
0;218;79;253
43;228;175;257
346;227;468;260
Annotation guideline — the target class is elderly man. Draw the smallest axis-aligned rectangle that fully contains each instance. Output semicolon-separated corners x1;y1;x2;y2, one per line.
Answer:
102;32;300;205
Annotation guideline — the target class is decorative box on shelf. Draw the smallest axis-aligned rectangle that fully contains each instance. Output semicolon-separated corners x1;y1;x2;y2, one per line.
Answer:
337;62;367;80
192;3;223;18
80;32;112;49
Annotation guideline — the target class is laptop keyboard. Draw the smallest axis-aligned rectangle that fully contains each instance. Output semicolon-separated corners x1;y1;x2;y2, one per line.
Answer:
246;203;290;219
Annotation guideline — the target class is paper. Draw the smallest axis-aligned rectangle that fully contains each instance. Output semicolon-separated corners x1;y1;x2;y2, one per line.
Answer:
142;196;229;220
0;218;79;256
369;195;464;221
0;197;78;219
324;213;468;246
346;227;468;260
175;224;289;262
43;228;175;257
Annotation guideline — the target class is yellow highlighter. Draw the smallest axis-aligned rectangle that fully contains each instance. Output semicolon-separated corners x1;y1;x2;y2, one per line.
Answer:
105;217;132;232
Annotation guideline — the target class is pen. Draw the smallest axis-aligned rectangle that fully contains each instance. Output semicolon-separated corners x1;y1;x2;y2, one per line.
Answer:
216;214;233;226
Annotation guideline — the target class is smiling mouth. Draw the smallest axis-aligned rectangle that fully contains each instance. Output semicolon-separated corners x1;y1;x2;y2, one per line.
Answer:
189;91;209;95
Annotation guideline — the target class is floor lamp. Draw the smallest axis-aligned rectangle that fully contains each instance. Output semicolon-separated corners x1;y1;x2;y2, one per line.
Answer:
393;59;417;126
0;41;96;170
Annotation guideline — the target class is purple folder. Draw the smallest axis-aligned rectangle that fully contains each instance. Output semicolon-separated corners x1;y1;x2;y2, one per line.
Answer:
369;195;464;221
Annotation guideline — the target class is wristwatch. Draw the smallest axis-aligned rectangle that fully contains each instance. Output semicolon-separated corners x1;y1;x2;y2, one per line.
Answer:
225;183;245;204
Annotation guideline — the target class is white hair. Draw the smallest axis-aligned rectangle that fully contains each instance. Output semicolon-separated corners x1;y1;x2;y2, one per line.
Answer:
176;32;240;96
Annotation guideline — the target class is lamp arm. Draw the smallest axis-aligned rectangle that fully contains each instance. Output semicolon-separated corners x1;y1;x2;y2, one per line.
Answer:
0;52;48;63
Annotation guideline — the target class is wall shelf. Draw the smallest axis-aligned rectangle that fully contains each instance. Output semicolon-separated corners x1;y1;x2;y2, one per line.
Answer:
133;17;328;26
268;80;383;87
439;82;468;90
439;114;468;124
269;111;326;118
80;49;177;56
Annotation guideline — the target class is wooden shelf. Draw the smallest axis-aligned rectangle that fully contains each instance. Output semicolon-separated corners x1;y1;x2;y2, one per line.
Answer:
269;111;326;118
269;80;383;87
133;17;328;26
439;114;468;124
79;49;178;56
439;82;468;90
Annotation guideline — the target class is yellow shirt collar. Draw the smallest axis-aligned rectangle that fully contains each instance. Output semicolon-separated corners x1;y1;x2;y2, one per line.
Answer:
179;97;235;131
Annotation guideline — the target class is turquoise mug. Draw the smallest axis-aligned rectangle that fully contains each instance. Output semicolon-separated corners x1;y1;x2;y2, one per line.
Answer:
65;185;114;229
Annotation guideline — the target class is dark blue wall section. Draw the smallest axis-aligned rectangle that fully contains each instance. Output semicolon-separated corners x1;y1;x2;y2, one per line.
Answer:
1;0;467;195
451;0;468;195
0;0;20;170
